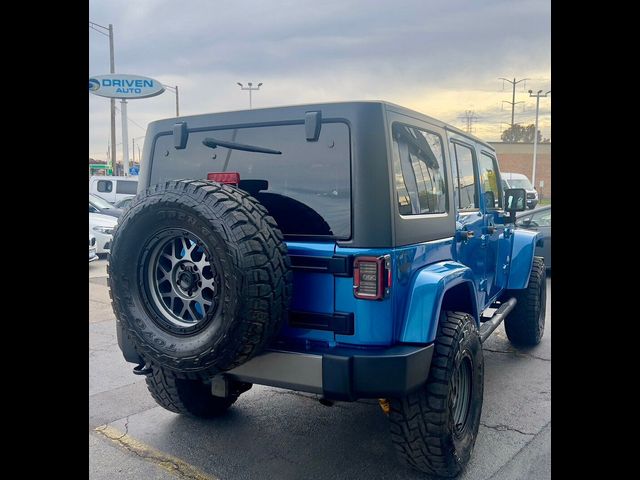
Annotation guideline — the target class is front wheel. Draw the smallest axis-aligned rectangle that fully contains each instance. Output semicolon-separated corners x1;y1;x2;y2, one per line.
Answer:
388;311;484;477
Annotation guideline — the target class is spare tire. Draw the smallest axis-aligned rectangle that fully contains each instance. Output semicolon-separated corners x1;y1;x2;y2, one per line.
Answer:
108;179;292;379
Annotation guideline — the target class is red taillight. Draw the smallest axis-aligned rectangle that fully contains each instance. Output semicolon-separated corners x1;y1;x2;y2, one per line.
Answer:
353;255;391;300
207;172;240;185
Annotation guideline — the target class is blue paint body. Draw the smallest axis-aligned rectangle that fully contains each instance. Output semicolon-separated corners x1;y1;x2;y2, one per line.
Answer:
277;222;538;348
506;228;540;289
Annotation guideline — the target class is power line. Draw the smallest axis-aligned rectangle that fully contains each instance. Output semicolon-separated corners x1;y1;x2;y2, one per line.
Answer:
113;106;147;131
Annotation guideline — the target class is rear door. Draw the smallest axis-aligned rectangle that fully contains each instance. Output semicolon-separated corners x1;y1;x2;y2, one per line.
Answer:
148;120;353;344
96;179;115;203
447;134;487;307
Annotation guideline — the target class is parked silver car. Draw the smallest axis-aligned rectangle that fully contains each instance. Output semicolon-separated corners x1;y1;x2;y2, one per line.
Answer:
89;234;98;262
89;213;117;254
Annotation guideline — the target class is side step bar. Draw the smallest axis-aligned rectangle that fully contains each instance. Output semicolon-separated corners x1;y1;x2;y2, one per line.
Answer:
478;298;517;343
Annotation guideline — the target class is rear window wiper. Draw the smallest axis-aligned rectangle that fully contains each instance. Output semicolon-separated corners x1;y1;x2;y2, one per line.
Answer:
202;137;282;155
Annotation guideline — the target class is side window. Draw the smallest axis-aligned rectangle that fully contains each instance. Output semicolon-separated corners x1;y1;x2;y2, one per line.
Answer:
531;209;551;227
391;123;448;215
97;180;112;193
452;143;478;210
478;152;502;210
116;181;138;195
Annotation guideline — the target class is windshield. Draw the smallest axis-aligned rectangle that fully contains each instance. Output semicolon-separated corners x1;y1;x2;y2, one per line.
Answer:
89;193;113;209
506;178;533;189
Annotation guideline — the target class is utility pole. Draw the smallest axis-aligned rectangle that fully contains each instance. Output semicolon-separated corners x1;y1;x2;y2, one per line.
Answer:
89;21;117;176
458;110;478;134
499;77;529;128
236;82;263;109
528;89;551;187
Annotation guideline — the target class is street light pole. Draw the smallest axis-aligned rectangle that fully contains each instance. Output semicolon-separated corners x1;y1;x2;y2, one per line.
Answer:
89;21;117;176
108;24;116;177
528;89;551;187
175;85;179;116
236;82;263;109
163;84;180;116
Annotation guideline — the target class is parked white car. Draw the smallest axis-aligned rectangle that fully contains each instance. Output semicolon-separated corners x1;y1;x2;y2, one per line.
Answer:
89;234;98;262
89;175;138;204
501;172;538;209
89;213;118;254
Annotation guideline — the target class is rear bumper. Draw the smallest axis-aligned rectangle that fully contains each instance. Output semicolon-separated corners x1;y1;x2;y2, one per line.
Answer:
226;343;433;401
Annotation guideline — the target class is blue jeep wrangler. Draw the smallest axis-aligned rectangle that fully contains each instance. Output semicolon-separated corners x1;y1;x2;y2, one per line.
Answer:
110;101;545;478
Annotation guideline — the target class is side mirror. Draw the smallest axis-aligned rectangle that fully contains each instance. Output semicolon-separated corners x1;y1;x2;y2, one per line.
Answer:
504;188;527;224
504;188;527;212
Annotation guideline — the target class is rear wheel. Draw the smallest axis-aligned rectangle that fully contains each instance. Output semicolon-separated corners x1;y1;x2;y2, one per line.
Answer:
145;367;251;418
504;256;546;346
388;311;484;477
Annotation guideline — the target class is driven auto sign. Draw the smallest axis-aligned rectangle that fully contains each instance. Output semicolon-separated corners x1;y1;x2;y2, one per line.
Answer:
88;74;165;99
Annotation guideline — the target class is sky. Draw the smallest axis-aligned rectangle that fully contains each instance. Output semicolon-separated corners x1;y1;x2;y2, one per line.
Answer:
89;0;550;162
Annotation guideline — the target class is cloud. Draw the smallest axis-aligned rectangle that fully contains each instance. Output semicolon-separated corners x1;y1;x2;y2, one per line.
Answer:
89;0;550;160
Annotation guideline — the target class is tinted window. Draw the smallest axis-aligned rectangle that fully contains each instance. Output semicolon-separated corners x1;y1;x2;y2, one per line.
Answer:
150;122;351;238
452;143;477;210
116;180;138;194
391;123;447;215
478;152;502;209
97;180;112;193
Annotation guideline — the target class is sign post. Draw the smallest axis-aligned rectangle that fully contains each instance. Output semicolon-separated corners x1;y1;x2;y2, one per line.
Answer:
120;99;129;176
89;74;165;176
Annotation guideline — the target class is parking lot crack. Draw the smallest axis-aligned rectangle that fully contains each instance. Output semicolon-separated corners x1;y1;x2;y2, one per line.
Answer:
483;348;550;362
480;422;536;436
94;424;215;479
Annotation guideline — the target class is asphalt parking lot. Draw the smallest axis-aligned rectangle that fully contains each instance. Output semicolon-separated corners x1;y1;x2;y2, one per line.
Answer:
89;258;551;480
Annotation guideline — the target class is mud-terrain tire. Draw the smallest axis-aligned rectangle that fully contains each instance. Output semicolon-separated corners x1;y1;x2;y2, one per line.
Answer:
108;179;292;380
389;311;484;478
504;256;546;346
145;367;251;418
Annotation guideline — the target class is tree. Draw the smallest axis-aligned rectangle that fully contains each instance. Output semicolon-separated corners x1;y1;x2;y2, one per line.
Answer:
500;124;545;143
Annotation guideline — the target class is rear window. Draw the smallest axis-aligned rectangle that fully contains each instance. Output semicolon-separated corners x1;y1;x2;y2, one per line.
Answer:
116;180;138;194
97;180;112;193
149;122;352;238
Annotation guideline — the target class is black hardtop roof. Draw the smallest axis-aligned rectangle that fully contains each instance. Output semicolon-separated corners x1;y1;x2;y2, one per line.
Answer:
148;100;494;151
